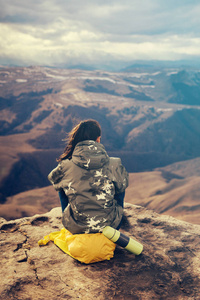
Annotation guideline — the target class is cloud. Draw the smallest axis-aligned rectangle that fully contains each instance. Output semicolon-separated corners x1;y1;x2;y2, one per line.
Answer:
0;0;200;67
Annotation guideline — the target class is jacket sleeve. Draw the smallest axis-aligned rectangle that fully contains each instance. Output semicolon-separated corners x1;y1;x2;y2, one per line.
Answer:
109;157;129;193
48;163;64;191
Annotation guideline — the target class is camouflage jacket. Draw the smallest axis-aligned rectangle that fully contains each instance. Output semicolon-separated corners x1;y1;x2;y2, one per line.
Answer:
48;140;129;234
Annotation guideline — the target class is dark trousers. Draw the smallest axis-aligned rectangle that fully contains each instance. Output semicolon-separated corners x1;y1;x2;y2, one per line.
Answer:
58;189;69;212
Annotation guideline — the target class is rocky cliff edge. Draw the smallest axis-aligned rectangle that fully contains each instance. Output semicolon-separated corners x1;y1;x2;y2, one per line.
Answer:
0;203;200;300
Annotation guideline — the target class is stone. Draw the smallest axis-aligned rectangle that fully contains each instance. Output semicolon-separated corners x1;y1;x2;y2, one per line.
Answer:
0;204;200;299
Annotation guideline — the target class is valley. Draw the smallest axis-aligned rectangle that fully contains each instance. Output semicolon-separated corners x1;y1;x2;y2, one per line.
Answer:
0;65;200;223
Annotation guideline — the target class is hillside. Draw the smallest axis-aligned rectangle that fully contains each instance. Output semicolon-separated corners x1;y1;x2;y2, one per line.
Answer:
1;157;200;225
126;158;200;225
0;65;200;223
0;204;200;299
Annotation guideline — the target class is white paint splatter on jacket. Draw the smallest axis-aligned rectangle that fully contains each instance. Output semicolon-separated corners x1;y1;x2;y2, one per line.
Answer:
48;140;129;234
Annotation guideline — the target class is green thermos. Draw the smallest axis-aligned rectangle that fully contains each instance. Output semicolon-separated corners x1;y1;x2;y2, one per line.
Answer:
103;226;143;255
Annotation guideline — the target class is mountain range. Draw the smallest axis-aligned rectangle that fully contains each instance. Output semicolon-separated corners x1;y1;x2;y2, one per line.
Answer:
0;65;200;223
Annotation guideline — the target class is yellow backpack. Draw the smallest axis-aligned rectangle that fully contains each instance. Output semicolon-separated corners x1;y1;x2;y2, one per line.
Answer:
38;228;116;264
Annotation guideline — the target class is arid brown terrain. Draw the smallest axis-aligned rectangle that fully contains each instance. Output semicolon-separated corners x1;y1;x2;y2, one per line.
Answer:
1;204;200;299
0;65;200;224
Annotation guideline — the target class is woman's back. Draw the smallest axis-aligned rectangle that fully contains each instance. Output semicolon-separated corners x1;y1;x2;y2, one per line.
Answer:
48;140;128;234
48;119;129;234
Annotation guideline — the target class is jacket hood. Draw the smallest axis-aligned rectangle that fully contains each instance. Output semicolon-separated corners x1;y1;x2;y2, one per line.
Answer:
72;140;109;170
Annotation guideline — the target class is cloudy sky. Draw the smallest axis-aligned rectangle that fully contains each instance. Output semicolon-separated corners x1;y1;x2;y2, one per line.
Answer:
0;0;200;69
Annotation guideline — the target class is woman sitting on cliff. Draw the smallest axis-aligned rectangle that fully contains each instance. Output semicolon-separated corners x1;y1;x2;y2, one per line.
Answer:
48;119;129;234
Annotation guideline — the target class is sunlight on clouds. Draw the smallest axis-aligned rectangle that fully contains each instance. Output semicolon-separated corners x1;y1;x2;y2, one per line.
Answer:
1;1;200;66
1;22;200;66
0;24;57;65
169;35;200;56
95;35;200;61
61;30;100;43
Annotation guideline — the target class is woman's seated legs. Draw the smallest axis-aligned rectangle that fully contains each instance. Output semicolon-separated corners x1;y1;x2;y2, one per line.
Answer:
114;191;125;208
58;189;69;212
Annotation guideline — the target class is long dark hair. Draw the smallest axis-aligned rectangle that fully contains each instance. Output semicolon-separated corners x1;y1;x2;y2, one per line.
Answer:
57;119;101;161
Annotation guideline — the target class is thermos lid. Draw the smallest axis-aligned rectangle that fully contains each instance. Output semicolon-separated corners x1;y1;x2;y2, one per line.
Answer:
102;226;115;240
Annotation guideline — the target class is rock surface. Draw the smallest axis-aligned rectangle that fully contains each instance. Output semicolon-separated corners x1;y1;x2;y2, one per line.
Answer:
0;203;200;300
